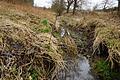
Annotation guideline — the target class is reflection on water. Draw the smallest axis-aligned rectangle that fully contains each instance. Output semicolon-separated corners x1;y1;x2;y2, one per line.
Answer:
61;27;65;37
56;55;95;80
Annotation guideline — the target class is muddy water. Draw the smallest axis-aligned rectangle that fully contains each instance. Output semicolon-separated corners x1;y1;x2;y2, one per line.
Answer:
56;55;95;80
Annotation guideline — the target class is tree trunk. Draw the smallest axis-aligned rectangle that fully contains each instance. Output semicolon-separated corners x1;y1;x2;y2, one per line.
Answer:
73;0;77;15
118;0;120;11
103;3;107;11
118;0;120;16
67;5;70;13
66;0;74;13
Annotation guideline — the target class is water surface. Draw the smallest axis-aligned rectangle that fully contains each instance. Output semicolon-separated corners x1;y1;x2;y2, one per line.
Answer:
56;55;95;80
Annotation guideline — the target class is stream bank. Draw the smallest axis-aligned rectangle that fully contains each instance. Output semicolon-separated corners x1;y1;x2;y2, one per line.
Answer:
54;16;120;80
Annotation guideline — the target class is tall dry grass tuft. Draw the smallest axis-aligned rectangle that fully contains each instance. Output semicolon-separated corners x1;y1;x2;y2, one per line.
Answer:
63;36;78;56
92;21;120;68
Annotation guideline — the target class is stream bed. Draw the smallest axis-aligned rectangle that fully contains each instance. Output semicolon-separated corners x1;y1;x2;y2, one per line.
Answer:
56;55;95;80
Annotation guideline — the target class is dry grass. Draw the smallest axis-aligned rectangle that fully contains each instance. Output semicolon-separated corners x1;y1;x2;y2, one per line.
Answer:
89;14;120;68
0;1;55;22
61;12;120;68
0;1;120;79
63;36;78;56
93;25;120;68
0;1;64;80
0;16;64;80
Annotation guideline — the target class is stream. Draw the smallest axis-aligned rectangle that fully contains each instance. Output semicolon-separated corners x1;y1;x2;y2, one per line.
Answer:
56;55;95;80
55;26;95;80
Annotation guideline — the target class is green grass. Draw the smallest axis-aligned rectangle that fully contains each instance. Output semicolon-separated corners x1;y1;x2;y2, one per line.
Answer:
95;60;120;80
40;19;52;33
95;60;111;80
29;69;38;80
41;19;49;26
39;27;51;33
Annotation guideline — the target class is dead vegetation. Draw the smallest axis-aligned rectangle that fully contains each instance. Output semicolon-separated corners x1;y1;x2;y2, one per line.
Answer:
0;1;80;79
60;12;120;69
0;1;55;22
0;1;120;79
0;1;65;80
0;14;64;80
93;23;120;68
